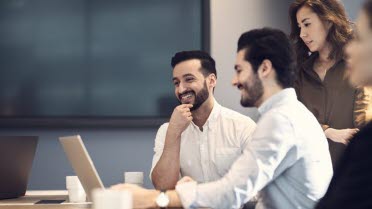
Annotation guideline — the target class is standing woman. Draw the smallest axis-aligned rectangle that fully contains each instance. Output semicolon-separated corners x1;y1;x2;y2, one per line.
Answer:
289;0;369;168
316;1;372;208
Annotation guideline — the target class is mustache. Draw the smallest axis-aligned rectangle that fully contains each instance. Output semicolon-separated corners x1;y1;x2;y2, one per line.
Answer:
178;90;195;100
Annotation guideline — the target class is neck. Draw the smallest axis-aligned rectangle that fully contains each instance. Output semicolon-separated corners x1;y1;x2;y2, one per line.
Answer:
256;82;284;108
317;43;333;63
192;96;214;128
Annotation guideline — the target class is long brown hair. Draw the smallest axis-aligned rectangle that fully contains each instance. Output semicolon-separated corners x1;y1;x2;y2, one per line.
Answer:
289;0;354;67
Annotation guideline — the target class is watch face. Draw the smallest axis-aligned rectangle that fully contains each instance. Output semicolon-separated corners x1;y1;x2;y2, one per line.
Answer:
156;192;170;207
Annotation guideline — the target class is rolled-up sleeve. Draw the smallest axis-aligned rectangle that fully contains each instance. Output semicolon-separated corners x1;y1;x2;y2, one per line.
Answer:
175;113;297;209
149;123;169;180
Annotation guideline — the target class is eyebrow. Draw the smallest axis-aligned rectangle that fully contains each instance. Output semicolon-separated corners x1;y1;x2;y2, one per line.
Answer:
301;18;310;23
172;73;196;81
182;73;196;78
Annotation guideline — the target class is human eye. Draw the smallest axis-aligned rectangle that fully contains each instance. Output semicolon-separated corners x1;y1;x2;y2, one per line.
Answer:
185;77;195;82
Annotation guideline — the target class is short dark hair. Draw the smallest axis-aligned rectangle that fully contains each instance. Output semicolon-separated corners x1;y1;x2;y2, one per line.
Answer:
237;28;296;88
363;0;372;28
171;50;217;78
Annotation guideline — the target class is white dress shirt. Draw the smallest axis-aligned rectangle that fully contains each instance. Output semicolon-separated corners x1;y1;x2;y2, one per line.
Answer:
150;100;256;183
175;88;333;209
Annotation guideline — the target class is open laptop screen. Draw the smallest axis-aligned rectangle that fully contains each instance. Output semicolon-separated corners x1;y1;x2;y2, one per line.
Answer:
0;136;38;200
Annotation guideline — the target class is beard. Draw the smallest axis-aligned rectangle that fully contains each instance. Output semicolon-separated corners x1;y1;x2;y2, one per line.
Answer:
240;73;264;107
178;81;209;111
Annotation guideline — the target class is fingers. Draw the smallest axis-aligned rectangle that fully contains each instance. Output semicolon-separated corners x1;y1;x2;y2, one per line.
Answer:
177;176;195;186
176;104;193;120
347;128;359;138
181;104;193;109
177;104;193;111
183;111;192;117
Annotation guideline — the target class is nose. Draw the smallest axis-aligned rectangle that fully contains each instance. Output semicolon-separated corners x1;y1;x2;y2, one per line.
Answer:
231;75;238;86
300;27;307;39
178;82;187;94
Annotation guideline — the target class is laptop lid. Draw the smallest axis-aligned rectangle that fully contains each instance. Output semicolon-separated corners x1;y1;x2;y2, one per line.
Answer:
0;136;38;200
59;135;104;201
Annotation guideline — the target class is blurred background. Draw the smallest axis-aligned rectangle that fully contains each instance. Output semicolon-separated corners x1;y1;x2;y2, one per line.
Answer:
0;0;365;190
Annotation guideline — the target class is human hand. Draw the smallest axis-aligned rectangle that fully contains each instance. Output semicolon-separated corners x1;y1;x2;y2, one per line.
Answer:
176;176;196;186
325;128;359;144
110;183;158;209
168;104;193;135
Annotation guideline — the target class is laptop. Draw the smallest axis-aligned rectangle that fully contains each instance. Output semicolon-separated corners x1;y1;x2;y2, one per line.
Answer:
0;136;38;200
59;135;104;201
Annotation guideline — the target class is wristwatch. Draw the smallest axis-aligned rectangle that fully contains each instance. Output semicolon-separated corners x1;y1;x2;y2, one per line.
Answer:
155;190;169;209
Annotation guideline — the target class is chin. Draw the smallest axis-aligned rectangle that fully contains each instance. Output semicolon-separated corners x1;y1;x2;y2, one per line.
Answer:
308;47;317;53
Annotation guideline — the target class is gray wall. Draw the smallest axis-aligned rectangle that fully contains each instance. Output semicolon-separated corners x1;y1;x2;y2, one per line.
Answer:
211;0;293;120
1;0;363;190
342;0;364;20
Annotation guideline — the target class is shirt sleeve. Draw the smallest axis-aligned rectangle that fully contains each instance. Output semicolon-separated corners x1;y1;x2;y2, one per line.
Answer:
239;118;257;151
175;113;298;209
353;87;370;129
149;123;169;181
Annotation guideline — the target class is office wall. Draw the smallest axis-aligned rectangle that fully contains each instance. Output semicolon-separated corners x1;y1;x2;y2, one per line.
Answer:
342;0;364;20
211;0;293;120
1;0;361;190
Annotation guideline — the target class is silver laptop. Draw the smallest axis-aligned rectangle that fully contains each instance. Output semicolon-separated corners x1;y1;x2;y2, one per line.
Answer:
0;136;38;200
59;135;104;201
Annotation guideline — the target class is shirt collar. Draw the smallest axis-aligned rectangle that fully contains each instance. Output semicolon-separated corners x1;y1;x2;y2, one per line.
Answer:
258;88;297;115
190;99;221;131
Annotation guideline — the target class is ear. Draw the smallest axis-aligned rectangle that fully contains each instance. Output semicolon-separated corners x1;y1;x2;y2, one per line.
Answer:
207;74;217;89
258;59;273;79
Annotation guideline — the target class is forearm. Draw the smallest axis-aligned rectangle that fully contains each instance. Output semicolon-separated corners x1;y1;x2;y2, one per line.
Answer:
167;190;182;208
152;130;182;190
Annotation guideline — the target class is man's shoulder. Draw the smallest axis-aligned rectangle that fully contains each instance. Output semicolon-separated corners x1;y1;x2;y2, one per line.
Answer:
158;122;169;129
156;123;169;134
257;101;301;128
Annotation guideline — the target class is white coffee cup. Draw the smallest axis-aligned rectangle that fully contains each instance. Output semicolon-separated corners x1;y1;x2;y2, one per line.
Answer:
124;172;144;186
92;189;132;209
66;176;86;203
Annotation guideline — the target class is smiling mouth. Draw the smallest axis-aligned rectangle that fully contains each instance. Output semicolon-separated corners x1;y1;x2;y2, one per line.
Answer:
237;84;244;90
179;92;195;102
305;40;313;45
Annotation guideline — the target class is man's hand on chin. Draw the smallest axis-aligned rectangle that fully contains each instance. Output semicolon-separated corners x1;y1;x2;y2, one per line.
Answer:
110;183;159;209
